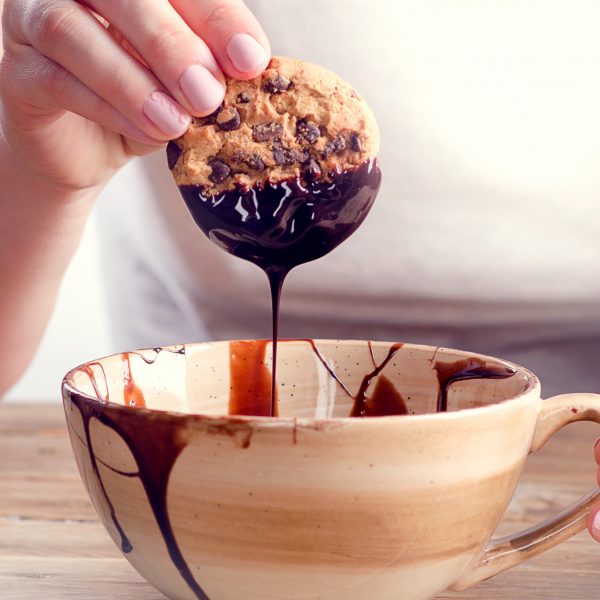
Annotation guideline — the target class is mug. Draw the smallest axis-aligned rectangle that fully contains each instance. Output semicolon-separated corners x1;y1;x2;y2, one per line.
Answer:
61;339;600;600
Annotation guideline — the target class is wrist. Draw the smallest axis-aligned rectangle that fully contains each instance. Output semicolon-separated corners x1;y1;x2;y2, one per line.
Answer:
0;128;102;208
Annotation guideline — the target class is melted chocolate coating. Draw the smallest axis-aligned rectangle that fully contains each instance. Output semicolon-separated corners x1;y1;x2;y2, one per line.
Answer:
177;159;381;273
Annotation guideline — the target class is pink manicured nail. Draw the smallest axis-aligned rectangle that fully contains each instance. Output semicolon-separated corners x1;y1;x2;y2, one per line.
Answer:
227;33;267;73
142;91;190;137
179;64;225;115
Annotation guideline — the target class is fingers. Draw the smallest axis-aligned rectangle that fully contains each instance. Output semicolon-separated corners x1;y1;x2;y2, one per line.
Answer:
172;0;271;79
82;0;228;116
589;504;600;542
589;441;600;543
8;0;191;141
2;45;160;147
4;0;270;142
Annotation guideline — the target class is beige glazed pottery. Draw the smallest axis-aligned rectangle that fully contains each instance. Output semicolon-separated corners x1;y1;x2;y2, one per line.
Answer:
62;340;600;600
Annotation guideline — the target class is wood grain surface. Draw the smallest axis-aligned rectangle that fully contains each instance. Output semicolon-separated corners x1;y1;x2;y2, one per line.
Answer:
1;402;600;599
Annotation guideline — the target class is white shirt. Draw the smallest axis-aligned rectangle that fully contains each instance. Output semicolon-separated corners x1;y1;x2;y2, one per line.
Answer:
97;1;600;394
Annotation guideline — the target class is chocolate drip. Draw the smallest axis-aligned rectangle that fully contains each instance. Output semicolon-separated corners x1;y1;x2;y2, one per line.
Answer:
434;357;517;412
229;340;275;416
122;353;146;408
179;160;382;416
364;376;409;416
78;409;133;554
350;343;404;417
129;345;186;365
267;267;286;416
303;338;353;398
68;396;209;600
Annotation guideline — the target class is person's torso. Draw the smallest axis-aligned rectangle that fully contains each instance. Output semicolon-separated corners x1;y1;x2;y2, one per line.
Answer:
98;0;600;348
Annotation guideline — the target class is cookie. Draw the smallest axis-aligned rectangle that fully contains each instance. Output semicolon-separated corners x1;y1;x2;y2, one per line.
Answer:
167;56;379;194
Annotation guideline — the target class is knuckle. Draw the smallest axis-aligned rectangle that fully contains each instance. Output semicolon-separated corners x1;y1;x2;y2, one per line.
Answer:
43;63;72;99
2;0;22;40
34;1;80;48
145;22;190;60
0;57;13;100
100;72;128;104
0;49;34;102
202;3;239;30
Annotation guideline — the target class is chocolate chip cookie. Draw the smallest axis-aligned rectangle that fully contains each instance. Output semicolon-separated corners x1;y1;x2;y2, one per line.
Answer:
167;56;379;194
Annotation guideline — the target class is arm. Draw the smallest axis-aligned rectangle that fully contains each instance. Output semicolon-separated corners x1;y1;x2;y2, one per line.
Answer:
0;131;97;395
0;0;270;395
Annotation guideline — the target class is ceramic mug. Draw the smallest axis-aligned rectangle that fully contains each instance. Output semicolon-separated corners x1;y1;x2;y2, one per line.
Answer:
62;339;600;600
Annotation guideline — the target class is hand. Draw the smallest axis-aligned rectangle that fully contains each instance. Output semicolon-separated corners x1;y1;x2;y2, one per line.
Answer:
588;440;600;541
0;0;270;195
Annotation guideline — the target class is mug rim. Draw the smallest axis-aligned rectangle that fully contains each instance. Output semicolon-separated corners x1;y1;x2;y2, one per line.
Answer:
61;338;541;426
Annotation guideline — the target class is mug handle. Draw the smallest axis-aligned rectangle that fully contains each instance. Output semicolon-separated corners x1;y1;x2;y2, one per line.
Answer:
452;392;600;591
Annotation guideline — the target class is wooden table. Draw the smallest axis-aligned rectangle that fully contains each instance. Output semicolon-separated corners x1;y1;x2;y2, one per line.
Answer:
1;403;600;599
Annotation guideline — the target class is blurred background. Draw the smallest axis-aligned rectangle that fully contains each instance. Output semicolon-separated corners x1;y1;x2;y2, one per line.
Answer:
5;0;600;402
6;217;109;402
5;167;134;402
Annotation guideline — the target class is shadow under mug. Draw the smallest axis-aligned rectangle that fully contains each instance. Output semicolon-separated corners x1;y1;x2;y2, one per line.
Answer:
61;339;600;600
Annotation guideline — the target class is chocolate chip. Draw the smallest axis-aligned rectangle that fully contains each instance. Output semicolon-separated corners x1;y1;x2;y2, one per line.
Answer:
253;122;283;142
216;106;241;131
233;150;265;172
303;158;322;181
236;91;251;103
322;134;346;159
349;132;362;152
272;143;302;166
193;105;221;126
262;73;292;94
208;158;231;184
246;154;265;171
295;119;320;144
166;141;182;170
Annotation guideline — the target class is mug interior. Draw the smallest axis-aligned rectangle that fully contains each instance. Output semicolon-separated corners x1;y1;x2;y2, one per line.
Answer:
64;340;536;418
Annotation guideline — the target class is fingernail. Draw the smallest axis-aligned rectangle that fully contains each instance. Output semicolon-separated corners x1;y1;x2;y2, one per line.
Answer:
142;91;190;137
179;64;225;115
227;33;267;73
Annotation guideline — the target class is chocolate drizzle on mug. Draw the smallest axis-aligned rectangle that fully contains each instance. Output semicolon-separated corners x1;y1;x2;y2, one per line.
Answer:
122;353;146;408
434;357;517;412
68;395;210;600
67;341;518;600
229;340;275;416
67;346;212;600
350;343;405;416
178;159;382;416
